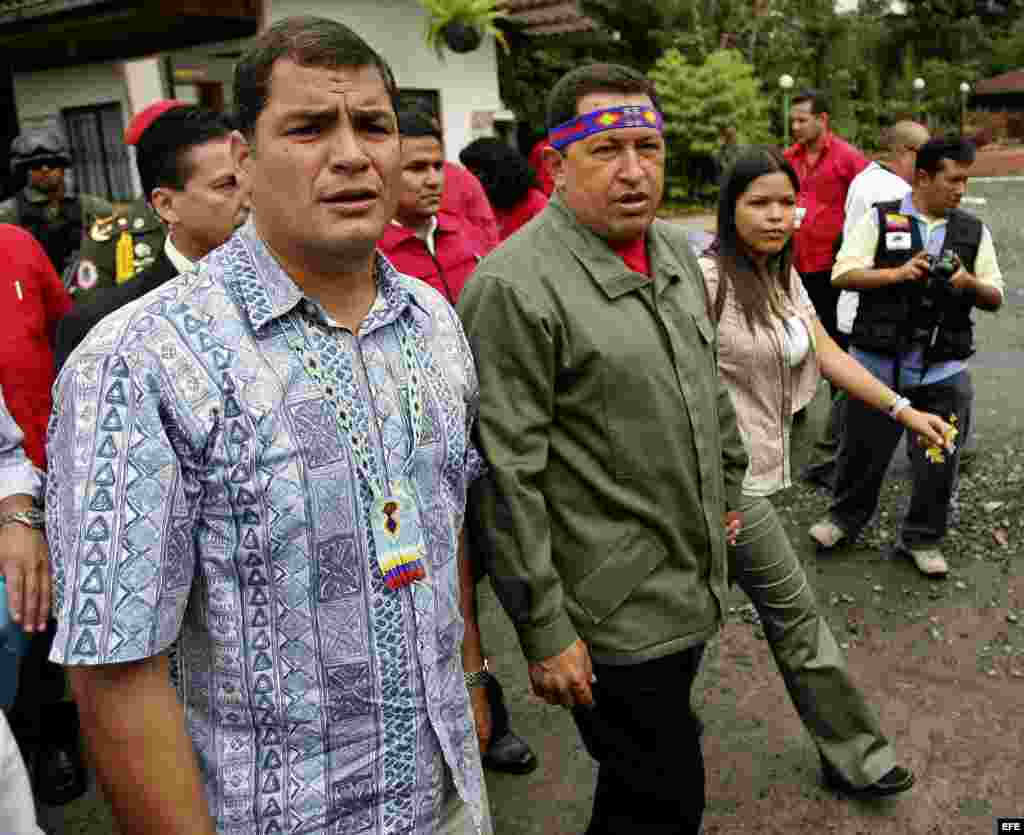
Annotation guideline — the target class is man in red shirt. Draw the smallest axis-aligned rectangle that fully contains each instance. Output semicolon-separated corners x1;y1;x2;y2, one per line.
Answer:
380;108;490;305
784;89;868;340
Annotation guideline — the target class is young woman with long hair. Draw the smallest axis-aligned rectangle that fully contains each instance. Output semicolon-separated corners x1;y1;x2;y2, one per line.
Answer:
701;146;951;796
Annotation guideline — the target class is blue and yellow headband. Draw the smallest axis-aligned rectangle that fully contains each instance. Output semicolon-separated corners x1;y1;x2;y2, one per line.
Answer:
548;105;665;151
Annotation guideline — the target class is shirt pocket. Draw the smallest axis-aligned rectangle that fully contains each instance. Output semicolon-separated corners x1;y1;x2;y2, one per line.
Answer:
572;524;667;625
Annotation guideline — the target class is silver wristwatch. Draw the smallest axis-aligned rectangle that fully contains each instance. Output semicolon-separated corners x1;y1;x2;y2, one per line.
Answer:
0;509;46;531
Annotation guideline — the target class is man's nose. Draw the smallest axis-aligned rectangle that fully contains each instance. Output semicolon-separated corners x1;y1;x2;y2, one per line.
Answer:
617;147;644;182
327;123;371;170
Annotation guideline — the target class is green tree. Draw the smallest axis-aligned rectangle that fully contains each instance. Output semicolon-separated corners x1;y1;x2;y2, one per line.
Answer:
650;48;771;201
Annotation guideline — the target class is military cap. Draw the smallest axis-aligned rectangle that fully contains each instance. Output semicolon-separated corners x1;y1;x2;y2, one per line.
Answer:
124;99;187;146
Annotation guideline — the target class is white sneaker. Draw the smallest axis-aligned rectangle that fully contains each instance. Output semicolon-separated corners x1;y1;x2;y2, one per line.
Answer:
809;519;846;549
908;548;948;577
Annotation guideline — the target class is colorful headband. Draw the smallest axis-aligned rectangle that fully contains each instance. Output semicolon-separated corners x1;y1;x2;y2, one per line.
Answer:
548;105;664;151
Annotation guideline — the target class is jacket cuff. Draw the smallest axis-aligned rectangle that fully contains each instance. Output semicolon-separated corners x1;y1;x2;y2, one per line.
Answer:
725;482;745;514
518;609;579;664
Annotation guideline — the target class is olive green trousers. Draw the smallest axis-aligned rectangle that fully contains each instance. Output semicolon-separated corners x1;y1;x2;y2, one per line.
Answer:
730;496;896;787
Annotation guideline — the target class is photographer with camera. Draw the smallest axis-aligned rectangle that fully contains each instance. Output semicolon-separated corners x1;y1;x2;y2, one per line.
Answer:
809;136;1003;577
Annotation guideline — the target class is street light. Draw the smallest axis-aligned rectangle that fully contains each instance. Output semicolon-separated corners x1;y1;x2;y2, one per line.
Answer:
913;76;926;124
959;81;971;136
780;74;794;146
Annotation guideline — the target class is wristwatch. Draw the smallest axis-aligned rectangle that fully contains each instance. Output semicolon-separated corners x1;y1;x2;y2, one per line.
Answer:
0;509;46;531
464;659;491;689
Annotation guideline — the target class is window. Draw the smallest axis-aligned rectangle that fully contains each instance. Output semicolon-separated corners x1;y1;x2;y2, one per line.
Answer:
62;102;133;202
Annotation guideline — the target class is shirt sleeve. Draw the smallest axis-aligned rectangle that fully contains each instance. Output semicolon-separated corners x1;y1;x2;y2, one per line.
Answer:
972;225;1003;297
832;209;880;282
0;387;42;503
46;349;201;666
457;273;578;663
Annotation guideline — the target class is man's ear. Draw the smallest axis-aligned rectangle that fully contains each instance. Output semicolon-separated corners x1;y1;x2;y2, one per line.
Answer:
231;129;252;194
542;145;566;192
150;187;177;226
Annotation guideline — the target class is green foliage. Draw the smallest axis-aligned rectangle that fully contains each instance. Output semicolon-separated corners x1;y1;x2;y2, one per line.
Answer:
650;49;771;201
420;0;509;58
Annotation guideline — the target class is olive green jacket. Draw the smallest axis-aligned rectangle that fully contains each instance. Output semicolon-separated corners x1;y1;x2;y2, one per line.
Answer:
458;198;748;665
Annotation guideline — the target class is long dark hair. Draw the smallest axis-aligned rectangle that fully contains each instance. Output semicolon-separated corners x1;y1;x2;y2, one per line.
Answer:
459;138;537;210
712;145;800;331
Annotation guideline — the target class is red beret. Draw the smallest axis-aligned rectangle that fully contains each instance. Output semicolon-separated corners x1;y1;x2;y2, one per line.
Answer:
124;100;188;146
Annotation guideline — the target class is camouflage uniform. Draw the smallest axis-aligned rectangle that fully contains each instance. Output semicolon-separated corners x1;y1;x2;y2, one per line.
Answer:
69;196;166;304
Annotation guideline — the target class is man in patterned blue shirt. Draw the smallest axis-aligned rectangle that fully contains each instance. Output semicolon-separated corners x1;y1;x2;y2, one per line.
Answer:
46;16;491;835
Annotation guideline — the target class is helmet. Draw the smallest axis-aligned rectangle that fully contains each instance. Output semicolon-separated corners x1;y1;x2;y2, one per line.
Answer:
9;126;72;175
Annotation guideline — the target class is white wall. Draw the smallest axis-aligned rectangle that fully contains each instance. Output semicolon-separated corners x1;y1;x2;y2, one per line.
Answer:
268;0;504;159
13;60;129;126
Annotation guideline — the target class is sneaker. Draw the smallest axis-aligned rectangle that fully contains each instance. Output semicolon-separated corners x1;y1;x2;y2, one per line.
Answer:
908;548;948;578
809;519;846;549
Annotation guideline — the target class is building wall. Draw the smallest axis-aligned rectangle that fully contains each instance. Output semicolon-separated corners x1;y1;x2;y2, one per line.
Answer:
13;60;129;128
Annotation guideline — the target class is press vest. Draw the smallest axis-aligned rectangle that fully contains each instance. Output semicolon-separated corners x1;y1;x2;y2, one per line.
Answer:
850;199;981;362
15;190;83;274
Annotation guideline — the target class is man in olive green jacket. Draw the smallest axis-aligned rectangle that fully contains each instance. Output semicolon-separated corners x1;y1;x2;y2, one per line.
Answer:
458;63;747;835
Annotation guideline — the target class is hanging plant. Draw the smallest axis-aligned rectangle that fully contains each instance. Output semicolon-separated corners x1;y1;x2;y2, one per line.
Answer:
421;0;510;58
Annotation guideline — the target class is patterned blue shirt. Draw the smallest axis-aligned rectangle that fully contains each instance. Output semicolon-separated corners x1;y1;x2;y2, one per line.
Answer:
46;221;491;834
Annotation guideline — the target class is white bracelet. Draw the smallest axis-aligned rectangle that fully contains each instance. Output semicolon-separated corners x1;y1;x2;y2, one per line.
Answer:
888;395;911;419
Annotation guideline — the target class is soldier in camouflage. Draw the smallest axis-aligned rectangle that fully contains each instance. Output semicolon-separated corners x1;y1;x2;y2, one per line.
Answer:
0;127;113;282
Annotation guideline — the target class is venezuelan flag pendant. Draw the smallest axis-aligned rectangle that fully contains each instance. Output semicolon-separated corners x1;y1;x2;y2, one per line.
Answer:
372;483;427;591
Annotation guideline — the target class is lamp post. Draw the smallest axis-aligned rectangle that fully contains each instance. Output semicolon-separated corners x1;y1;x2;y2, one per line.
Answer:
913;77;926;124
780;74;794;146
959;81;970;136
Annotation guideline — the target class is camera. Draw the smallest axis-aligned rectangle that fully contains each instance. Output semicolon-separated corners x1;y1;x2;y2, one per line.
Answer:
923;251;959;291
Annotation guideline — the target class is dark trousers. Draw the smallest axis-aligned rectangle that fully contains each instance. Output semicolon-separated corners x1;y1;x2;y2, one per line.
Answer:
801;270;841;342
572;645;706;835
8;619;66;746
830;370;973;548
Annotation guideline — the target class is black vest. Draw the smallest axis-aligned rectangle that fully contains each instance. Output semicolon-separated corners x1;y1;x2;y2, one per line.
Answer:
850;199;982;362
15;189;83;274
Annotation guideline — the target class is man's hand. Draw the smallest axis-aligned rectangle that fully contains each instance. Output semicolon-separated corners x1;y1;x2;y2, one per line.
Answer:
528;638;595;709
725;511;742;547
894;252;931;284
0;521;50;632
469;686;493;754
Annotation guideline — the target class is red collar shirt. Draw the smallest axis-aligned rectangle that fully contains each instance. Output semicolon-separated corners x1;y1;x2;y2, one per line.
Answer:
378;211;486;305
784;134;868;274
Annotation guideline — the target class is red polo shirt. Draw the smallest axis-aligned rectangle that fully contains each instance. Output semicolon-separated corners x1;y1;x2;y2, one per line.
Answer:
378;211;489;305
0;224;72;469
784;133;868;274
494;188;548;241
440;162;500;251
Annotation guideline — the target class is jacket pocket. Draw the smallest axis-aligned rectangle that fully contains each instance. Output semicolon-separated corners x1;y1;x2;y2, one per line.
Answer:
572;525;667;625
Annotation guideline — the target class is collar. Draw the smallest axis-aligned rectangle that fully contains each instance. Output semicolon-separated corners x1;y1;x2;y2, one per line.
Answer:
389;214;439;255
544;197;683;299
164;234;197;275
793;131;833;159
903;191;947;226
231;218;425;333
23;185;56;204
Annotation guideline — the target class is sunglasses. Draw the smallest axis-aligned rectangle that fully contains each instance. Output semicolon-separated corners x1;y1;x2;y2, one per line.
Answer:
26;158;67;171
